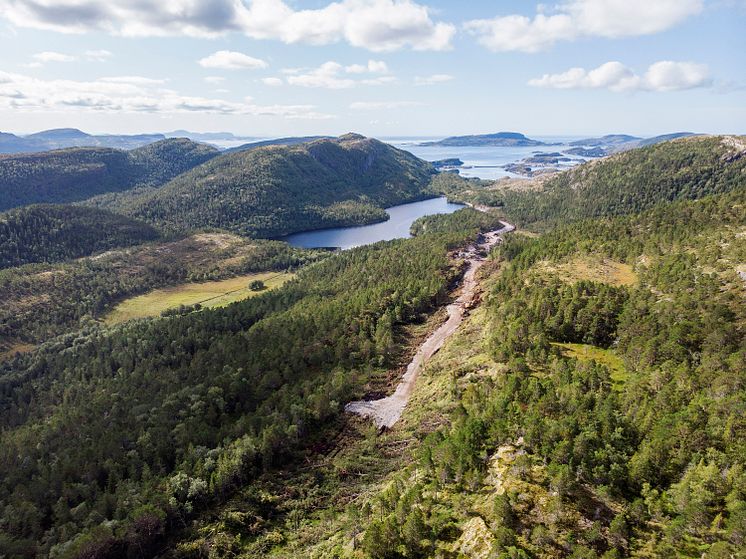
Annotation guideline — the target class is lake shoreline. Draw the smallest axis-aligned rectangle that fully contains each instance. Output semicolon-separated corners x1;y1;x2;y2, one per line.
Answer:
282;196;466;249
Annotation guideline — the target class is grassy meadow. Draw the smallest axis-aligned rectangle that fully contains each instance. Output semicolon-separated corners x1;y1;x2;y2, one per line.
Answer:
104;272;293;324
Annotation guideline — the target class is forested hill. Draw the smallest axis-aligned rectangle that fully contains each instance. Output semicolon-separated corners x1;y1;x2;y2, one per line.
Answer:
334;188;746;559
103;133;436;238
498;135;746;227
0;204;159;269
0;138;218;211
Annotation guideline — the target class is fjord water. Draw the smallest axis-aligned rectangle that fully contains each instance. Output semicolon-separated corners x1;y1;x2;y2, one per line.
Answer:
284;196;464;249
386;136;586;180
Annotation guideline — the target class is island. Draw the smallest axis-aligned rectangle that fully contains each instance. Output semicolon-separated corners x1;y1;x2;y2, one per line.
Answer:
431;158;464;170
522;152;571;165
420;131;547;147
564;146;607;157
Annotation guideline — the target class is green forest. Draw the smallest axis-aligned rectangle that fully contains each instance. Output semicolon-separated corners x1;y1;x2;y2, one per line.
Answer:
357;190;745;558
0;211;494;558
0;134;744;559
493;136;746;228
100;134;437;238
0;205;160;268
0;139;218;211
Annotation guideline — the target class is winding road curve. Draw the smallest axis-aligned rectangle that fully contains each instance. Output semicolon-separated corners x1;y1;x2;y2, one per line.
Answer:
345;220;514;429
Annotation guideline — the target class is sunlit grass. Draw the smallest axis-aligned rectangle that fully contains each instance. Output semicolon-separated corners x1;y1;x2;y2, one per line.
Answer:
104;272;293;324
536;254;637;287
0;341;36;362
552;342;629;388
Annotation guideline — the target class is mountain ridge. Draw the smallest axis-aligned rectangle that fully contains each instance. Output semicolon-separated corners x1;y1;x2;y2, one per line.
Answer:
0;138;219;211
0;128;167;153
103;134;437;238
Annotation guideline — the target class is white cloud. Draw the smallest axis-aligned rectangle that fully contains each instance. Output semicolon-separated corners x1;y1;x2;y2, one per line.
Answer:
465;0;703;53
345;60;388;74
350;100;423;110
204;76;225;84
363;76;397;85
528;61;712;92
286;60;396;89
33;51;76;63
287;62;355;89
414;73;454;85
238;0;455;52
84;49;112;61
29;49;111;66
198;50;267;70
0;0;454;52
98;76;167;85
643;61;712;92
261;77;283;86
0;69;334;119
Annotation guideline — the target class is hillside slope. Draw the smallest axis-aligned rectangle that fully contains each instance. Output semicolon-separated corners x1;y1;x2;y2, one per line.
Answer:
0;204;159;268
171;188;745;559
351;189;746;559
225;135;331;153
108;133;436;237
497;135;746;227
0;232;320;345
0;214;489;558
0;138;218;211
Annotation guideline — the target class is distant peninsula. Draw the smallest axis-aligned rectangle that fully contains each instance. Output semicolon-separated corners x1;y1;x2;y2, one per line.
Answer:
569;132;699;152
420;132;547;147
569;134;641;147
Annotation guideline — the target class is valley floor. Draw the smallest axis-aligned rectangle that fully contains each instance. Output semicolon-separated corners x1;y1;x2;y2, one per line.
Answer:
346;222;513;429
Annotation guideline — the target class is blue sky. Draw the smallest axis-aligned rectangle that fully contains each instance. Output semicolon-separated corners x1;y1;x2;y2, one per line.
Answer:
0;0;743;137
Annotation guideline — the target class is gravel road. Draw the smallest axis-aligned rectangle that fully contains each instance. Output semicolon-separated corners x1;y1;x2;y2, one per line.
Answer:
345;220;514;429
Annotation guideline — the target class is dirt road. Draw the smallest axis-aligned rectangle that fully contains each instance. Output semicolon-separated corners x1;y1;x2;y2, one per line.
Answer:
345;220;514;429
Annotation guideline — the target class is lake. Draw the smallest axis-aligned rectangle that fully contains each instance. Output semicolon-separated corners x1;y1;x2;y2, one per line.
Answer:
283;196;465;249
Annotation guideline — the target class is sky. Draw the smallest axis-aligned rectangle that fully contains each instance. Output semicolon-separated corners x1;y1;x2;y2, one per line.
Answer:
0;0;744;138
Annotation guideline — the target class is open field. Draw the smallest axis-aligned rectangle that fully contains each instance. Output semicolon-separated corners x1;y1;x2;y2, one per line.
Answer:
535;254;637;286
0;340;36;362
104;272;293;324
552;342;629;388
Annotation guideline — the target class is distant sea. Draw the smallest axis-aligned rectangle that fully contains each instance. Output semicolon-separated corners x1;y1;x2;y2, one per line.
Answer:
382;136;588;180
206;135;590;181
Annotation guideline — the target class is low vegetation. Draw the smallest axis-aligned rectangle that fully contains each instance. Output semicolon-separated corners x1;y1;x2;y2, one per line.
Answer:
104;272;292;324
533;254;637;287
0;233;320;344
